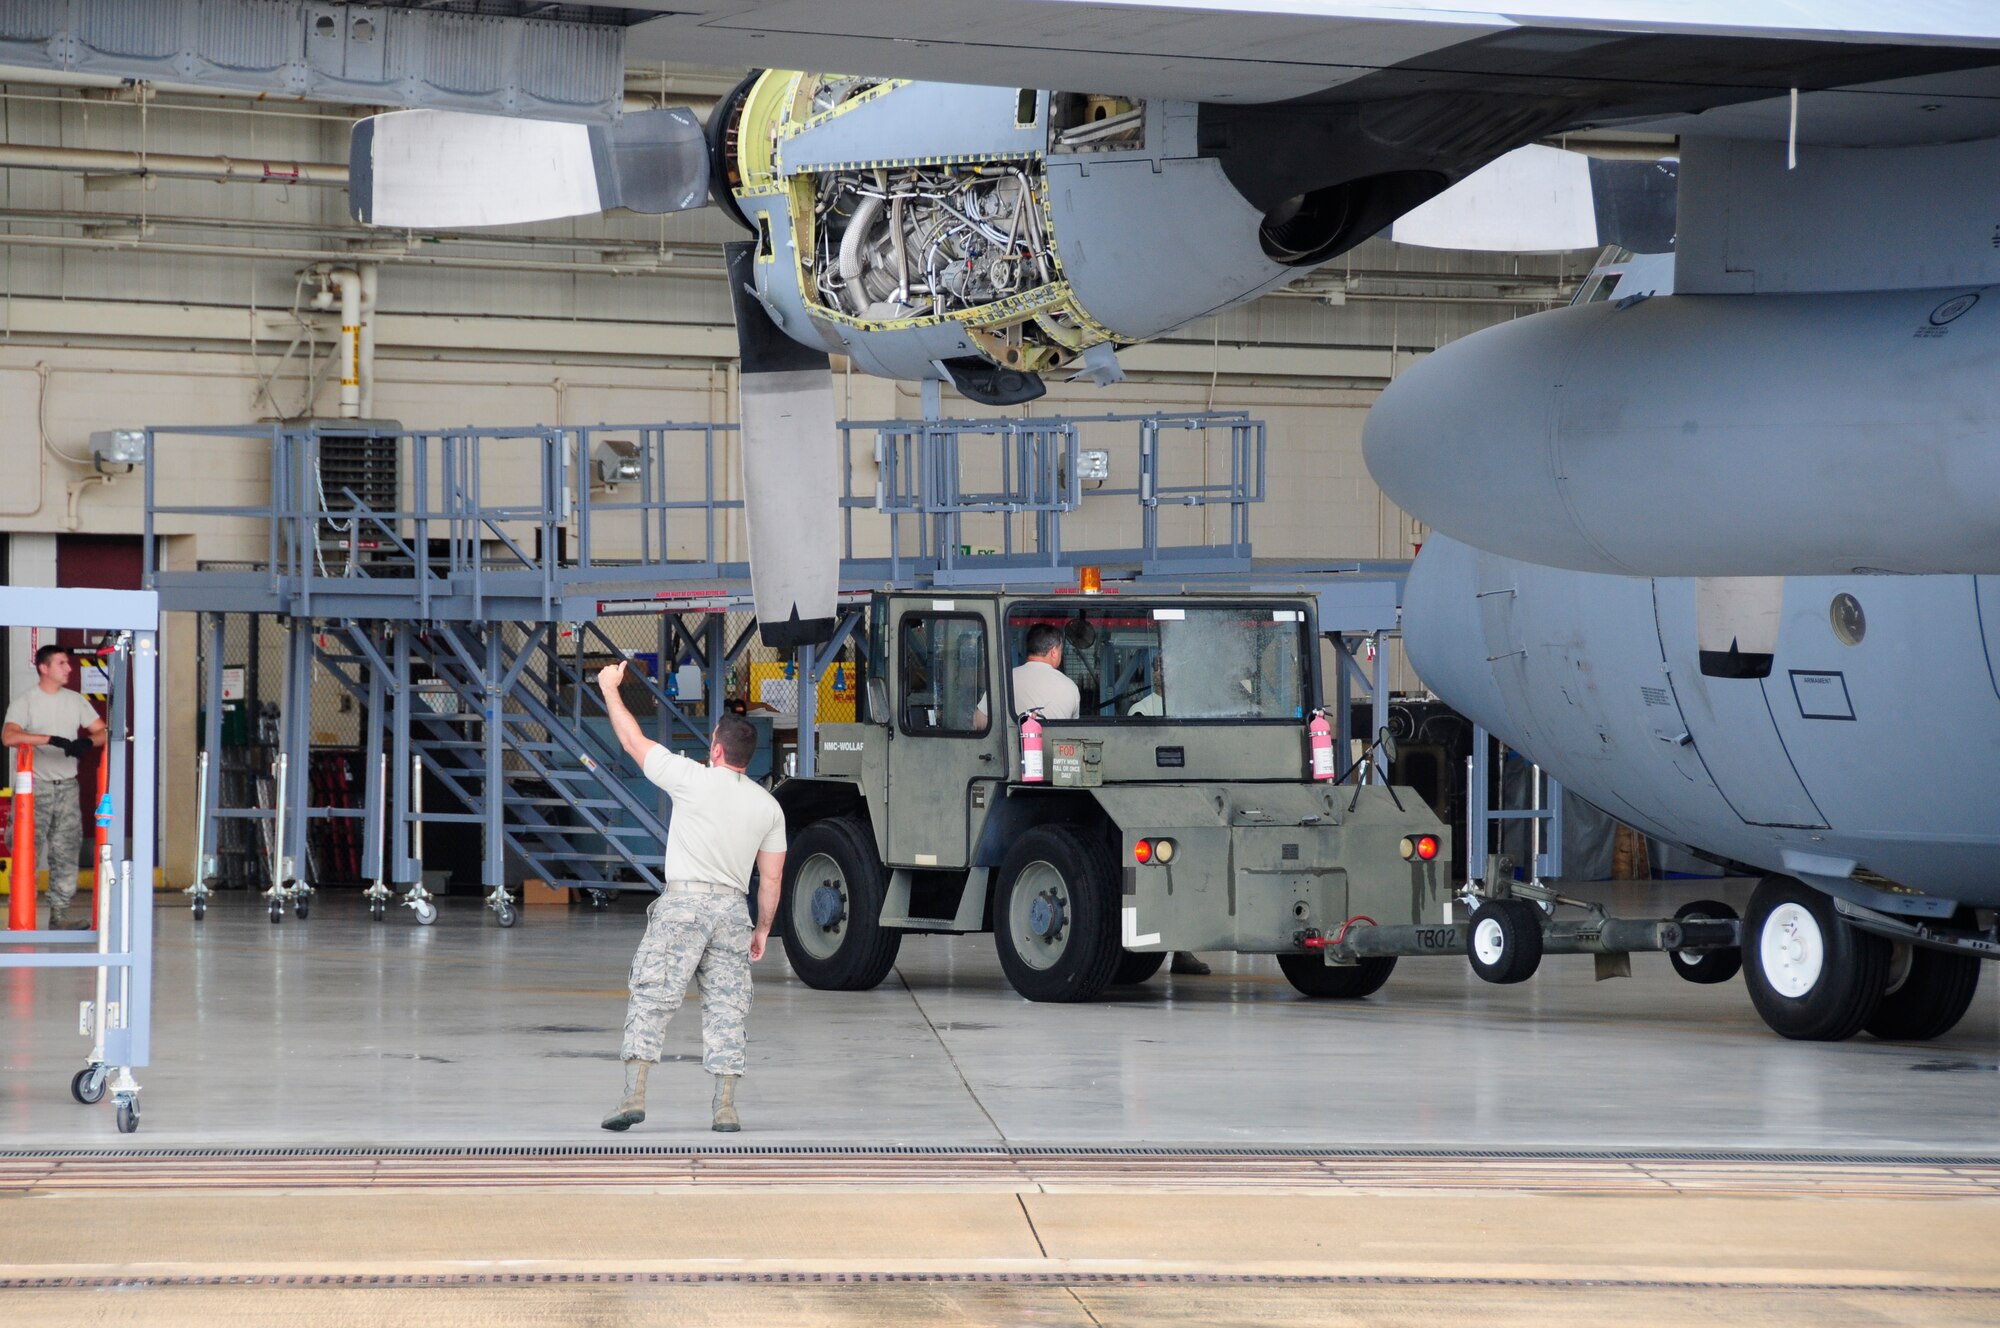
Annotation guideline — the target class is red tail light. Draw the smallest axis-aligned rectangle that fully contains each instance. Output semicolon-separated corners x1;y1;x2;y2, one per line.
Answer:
1133;839;1153;864
1416;835;1440;861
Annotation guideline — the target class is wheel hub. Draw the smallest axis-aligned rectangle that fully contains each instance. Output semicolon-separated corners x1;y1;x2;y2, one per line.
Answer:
810;880;846;930
1027;890;1067;941
1760;901;1826;999
1472;917;1506;965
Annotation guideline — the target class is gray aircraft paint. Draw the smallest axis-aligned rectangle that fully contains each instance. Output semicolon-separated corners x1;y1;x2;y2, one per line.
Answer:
1406;535;2000;910
1366;285;2000;579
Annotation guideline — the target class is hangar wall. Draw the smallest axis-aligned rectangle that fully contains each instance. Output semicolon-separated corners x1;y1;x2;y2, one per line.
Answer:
0;74;1589;883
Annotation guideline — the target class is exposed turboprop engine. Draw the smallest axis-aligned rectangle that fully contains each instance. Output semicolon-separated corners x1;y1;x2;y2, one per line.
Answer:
350;70;1494;643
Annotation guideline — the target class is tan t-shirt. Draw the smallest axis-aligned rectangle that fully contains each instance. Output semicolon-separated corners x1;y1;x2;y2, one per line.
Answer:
642;745;787;892
1011;659;1081;721
6;685;100;783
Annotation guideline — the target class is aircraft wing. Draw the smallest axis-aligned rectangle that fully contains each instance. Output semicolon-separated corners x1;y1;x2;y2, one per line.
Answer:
621;1;2000;141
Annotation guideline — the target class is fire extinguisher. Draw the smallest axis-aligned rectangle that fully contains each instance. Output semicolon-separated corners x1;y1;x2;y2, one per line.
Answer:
1308;709;1335;782
1020;709;1045;784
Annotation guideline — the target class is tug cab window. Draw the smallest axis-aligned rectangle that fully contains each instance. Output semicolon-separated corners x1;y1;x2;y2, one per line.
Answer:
1005;603;1309;722
899;613;990;736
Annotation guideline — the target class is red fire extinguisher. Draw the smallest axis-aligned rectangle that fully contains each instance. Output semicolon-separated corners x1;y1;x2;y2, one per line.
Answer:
1308;709;1335;782
1020;709;1045;783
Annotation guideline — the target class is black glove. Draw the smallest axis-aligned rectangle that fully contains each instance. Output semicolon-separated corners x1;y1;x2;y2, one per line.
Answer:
47;735;85;759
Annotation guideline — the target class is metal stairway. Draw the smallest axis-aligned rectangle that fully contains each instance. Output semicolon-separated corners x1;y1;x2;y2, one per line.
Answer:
312;620;679;920
409;621;672;902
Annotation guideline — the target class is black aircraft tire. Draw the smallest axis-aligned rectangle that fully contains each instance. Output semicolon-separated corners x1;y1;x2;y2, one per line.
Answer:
1743;875;1889;1042
1865;945;1982;1042
1111;950;1168;986
1277;952;1397;999
1467;899;1543;985
993;826;1123;1004
1669;899;1743;985
780;816;901;992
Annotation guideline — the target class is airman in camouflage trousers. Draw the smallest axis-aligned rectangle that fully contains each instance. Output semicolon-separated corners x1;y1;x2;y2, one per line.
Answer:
620;891;755;1073
38;777;85;926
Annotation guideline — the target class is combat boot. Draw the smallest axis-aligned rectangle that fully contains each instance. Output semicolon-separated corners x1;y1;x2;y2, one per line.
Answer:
1170;951;1211;976
711;1075;741;1133
46;904;91;932
600;1060;649;1131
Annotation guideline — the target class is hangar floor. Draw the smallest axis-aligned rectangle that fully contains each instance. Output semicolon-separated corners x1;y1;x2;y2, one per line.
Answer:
3;879;1997;1325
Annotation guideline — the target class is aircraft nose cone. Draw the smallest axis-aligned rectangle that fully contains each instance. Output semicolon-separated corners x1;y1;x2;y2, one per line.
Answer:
1363;304;1625;573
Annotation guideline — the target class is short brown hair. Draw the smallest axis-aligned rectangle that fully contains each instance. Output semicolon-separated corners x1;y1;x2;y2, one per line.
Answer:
712;713;758;768
34;645;69;670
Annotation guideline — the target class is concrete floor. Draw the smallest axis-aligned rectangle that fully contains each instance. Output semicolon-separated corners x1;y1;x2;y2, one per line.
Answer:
4;879;1999;1325
0;878;1995;1151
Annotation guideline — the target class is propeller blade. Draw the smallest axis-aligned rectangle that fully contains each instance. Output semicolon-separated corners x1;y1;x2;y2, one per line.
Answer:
726;241;842;650
349;107;709;229
1391;145;1677;254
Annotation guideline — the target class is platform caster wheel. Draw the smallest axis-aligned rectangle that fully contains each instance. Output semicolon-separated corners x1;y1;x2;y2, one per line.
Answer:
496;904;517;928
411;900;437;926
71;1067;106;1105
294;899;309;921
1669;899;1743;985
191;898;207;921
370;901;386;922
269;902;283;924
115;1099;139;1134
1467;899;1544;985
584;890;610;913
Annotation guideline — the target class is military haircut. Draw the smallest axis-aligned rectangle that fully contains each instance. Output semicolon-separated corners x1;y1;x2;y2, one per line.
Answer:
34;644;69;670
1023;623;1063;658
712;713;759;768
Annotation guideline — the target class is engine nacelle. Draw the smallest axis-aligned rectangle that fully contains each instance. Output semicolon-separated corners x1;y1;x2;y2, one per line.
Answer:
1366;288;2000;577
712;72;1387;398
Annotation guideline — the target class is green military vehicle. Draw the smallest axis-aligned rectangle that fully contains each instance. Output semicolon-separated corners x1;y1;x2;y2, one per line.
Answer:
773;589;1452;1003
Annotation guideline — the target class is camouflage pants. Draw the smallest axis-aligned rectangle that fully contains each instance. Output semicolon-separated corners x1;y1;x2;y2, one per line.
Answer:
34;777;81;911
620;892;754;1075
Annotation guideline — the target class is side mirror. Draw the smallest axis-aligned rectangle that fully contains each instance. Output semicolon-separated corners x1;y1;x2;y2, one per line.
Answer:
1377;725;1399;766
865;677;890;725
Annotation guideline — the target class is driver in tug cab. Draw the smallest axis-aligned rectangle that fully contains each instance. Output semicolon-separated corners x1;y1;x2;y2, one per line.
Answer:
975;622;1079;727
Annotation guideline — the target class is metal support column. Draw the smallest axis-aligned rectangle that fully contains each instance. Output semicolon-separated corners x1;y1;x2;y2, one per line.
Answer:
481;627;515;926
190;611;226;918
359;624;391;918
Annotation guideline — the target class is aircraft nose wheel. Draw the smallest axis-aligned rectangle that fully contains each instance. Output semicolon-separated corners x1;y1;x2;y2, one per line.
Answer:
1742;875;1889;1042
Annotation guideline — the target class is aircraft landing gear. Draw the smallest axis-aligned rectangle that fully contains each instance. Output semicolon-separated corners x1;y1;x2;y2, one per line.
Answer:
1743;875;1889;1042
1865;941;1983;1041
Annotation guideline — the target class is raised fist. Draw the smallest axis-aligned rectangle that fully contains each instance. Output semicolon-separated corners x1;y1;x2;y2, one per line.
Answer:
596;660;627;695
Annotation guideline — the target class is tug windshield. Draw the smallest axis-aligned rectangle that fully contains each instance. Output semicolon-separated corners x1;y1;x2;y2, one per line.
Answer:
1005;603;1311;722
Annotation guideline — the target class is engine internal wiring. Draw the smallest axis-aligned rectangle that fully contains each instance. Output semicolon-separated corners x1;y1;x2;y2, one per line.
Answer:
808;163;1054;324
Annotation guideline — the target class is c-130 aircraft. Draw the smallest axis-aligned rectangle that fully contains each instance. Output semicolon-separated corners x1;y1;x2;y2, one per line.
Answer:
66;1;2000;1042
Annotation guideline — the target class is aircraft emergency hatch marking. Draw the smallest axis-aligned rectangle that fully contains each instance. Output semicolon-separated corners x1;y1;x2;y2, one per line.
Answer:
1789;671;1857;721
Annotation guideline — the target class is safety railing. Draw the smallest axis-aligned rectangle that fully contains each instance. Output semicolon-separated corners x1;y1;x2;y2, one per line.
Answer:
144;410;1267;618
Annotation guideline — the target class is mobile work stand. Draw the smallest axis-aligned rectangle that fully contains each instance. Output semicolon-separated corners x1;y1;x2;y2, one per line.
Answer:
0;587;159;1133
